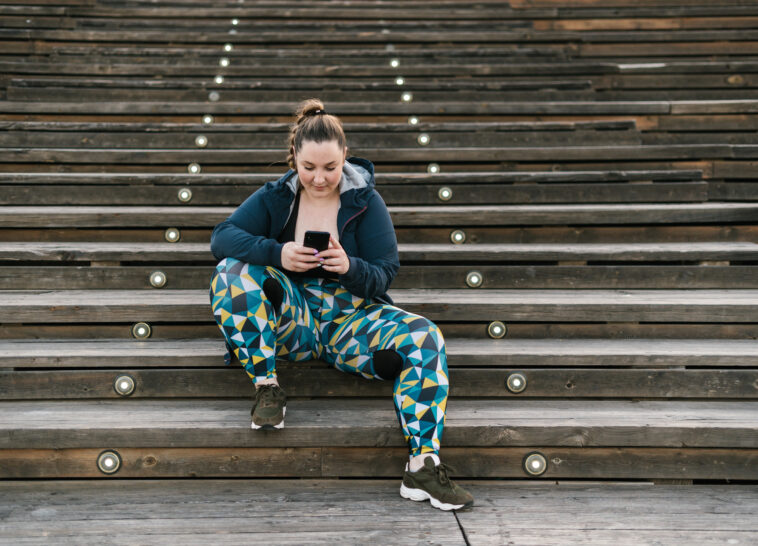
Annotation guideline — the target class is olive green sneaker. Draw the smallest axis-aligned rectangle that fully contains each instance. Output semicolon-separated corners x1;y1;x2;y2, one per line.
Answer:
400;456;474;511
250;384;286;430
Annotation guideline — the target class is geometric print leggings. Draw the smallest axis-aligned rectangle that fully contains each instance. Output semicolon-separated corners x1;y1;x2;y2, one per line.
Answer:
209;257;449;457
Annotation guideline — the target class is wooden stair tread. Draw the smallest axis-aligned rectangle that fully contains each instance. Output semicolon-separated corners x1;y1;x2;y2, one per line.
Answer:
0;169;704;184
1;288;757;323
2;398;757;449
1;241;755;262
2;203;757;227
3;337;757;368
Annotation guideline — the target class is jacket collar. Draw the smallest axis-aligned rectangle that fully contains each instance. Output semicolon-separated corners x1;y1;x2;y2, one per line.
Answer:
278;156;375;196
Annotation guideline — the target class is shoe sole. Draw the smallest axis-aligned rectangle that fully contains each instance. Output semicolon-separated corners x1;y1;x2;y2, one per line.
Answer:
251;406;286;430
400;483;472;511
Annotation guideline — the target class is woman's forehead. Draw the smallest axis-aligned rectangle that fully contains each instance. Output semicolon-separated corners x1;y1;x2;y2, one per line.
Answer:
298;140;345;161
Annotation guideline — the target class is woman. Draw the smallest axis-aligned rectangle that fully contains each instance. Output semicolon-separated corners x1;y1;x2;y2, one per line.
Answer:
209;99;473;511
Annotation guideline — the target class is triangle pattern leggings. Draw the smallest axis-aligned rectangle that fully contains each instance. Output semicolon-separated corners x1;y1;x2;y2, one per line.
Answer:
209;257;449;457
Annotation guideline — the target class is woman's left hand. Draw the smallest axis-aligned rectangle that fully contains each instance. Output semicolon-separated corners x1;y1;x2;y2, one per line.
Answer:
318;235;351;275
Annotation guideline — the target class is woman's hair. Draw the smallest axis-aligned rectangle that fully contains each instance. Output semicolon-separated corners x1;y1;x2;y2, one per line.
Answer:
287;98;347;169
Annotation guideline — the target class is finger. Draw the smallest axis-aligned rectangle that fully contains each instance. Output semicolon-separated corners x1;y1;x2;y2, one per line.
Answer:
329;235;343;249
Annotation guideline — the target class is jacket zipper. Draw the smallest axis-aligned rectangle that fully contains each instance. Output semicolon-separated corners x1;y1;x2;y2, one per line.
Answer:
339;206;367;239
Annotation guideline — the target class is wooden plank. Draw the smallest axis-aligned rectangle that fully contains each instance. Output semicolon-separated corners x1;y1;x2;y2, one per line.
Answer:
0;100;674;115
2;288;758;322
326;446;758;479
3;368;757;399
0;182;708;206
0;169;704;185
1;446;757;480
0;479;463;544
0;144;737;164
4;264;757;290
2;203;757;228
2;241;756;262
2;399;757;449
2;338;758;368
456;481;758;546
0;447;323;478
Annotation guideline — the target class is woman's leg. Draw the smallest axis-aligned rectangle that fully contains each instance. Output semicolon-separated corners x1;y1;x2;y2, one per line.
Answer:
313;281;449;458
209;258;320;383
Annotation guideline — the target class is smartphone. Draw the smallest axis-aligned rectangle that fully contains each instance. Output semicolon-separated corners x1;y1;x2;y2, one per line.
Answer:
303;230;331;252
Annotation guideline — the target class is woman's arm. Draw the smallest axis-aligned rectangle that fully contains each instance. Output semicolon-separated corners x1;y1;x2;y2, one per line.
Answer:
210;188;286;268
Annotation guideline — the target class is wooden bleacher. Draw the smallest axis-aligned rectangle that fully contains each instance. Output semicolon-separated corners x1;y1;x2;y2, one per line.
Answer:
1;0;758;542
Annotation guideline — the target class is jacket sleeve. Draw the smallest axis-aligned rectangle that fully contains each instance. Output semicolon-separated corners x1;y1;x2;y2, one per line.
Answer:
338;191;399;299
210;187;285;268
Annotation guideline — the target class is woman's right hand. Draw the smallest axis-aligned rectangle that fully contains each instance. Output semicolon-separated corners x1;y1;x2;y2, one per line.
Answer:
281;241;321;272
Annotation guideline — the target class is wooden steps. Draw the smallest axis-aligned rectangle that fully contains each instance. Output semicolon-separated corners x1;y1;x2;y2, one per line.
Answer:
2;399;757;479
2;480;757;545
3;288;758;322
2;0;757;492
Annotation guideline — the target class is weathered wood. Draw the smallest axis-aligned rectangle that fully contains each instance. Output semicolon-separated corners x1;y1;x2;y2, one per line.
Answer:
0;478;463;544
0;144;740;164
3;368;757;399
2;288;758;322
2;399;757;449
3;264;758;290
0;169;703;185
0;100;674;115
2;338;757;369
2;241;755;262
1;446;757;480
0;182;708;206
2;203;757;228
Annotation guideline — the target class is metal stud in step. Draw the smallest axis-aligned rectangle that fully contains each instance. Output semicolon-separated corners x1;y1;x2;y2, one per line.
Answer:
390;58;400;68
164;227;181;243
131;322;152;339
523;452;547;476
149;271;167;288
401;92;413;102
214;75;224;84
427;163;440;174
188;163;201;174
487;321;507;339
396;76;405;86
208;91;220;102
466;271;483;288
450;229;466;244
195;135;208;148
506;372;527;393
438;187;453;201
114;375;136;397
177;187;193;203
224;43;233;52
97;450;122;475
202;115;214;125
408;116;419;125
417;133;430;146
219;58;230;67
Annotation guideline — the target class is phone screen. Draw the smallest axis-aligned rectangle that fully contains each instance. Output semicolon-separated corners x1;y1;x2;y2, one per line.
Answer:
303;230;330;252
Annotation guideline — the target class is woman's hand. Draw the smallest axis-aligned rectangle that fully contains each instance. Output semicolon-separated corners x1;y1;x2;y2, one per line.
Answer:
318;235;351;275
281;241;321;272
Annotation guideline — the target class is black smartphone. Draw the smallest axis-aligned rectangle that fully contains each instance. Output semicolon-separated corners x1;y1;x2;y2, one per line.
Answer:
303;230;331;252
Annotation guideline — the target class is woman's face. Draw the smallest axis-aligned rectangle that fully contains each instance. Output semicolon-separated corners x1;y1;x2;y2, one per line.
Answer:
295;139;346;199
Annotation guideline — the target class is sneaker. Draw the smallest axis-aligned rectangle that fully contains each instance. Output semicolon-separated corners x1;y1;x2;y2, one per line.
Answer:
250;384;286;430
400;456;474;511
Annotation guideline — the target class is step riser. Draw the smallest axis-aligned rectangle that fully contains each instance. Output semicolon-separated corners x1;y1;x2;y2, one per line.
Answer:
4;265;758;290
4;369;758;399
2;447;756;480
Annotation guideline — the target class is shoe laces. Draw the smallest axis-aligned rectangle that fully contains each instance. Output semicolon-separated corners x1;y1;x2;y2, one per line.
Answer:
256;384;280;407
434;462;457;487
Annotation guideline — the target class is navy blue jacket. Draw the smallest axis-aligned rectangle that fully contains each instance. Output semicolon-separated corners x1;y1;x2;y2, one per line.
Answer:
210;156;399;304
